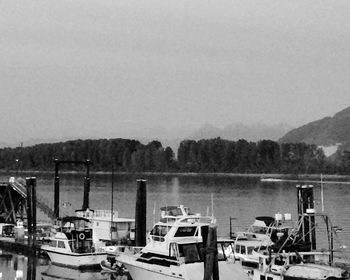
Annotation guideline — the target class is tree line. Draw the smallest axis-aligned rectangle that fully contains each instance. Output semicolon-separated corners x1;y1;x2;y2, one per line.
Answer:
0;138;348;174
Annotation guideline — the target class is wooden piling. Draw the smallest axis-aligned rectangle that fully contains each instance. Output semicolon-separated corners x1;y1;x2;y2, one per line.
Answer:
135;179;147;247
54;159;60;219
26;177;37;251
26;177;33;247
204;225;219;280
83;160;91;210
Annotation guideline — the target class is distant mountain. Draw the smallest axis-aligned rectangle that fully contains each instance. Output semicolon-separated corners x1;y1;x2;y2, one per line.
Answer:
279;107;350;146
189;123;293;142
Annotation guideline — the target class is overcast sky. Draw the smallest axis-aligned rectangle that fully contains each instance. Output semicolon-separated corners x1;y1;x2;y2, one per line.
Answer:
1;0;350;144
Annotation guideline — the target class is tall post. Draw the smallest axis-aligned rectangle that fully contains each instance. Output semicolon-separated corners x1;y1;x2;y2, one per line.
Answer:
83;160;91;210
204;225;219;280
296;184;316;250
110;163;114;240
54;159;60;219
31;177;37;251
135;179;147;247
26;177;33;247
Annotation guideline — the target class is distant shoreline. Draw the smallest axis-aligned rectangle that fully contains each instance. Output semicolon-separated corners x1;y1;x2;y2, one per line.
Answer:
1;170;350;181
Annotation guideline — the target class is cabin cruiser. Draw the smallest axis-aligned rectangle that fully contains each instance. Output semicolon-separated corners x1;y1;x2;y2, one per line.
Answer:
115;205;250;280
41;216;107;268
235;215;292;243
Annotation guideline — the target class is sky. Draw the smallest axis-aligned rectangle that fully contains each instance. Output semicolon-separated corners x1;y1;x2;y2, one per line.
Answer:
1;0;350;144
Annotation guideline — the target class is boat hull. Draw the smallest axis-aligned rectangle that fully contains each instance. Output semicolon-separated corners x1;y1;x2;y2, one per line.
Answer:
44;249;107;269
117;254;250;280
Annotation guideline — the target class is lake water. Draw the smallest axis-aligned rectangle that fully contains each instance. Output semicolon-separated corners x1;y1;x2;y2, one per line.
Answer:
1;173;350;279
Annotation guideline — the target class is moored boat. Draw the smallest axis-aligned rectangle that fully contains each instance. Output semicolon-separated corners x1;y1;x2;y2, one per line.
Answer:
115;205;250;280
41;216;107;269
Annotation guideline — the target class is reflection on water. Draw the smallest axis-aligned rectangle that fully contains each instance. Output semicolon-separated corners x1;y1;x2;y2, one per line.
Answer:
0;251;128;280
0;250;48;280
1;173;350;276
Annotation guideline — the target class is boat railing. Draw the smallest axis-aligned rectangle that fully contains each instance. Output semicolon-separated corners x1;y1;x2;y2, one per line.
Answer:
93;209;119;219
175;216;215;225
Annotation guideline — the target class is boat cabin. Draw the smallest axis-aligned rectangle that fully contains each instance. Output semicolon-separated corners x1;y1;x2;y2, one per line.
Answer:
234;239;270;269
47;216;95;254
76;208;135;244
137;239;235;266
245;216;291;243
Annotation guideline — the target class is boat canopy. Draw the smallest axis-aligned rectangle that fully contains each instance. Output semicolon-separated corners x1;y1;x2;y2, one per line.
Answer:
60;216;90;223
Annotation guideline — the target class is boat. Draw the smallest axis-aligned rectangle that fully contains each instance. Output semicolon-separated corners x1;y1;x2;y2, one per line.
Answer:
76;208;135;245
235;215;293;244
234;238;271;271
115;205;250;280
41;216;107;269
249;250;349;280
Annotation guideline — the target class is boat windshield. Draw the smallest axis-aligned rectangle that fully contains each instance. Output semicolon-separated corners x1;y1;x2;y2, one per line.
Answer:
150;225;171;241
177;241;232;264
178;243;201;263
249;226;267;234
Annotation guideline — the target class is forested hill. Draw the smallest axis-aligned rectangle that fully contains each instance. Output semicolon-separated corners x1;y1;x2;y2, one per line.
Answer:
0;138;348;174
279;106;350;146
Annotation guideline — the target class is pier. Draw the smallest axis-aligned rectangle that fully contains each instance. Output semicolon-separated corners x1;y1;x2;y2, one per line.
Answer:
0;177;52;256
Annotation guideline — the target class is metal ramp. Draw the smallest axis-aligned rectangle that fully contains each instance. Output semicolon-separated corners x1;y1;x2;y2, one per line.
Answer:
0;177;55;223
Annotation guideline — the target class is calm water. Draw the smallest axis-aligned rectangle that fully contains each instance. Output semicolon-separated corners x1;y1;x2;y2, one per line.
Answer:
1;173;350;279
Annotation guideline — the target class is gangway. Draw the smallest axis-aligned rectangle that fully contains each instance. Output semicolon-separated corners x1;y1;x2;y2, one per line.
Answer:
0;177;55;224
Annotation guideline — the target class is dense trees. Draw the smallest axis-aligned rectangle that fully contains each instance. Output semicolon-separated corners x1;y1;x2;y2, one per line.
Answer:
0;137;347;174
176;138;329;174
0;139;176;172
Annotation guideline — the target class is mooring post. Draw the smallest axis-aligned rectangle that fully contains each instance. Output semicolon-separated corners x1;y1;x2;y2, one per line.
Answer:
135;179;147;247
30;177;37;252
26;178;33;247
83;160;91;210
204;225;219;280
296;184;316;250
54;159;60;219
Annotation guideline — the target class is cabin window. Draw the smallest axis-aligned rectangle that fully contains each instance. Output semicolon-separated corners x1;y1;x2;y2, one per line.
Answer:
222;242;234;258
169;243;178;258
49;240;57;247
58;241;66;248
241;246;246;254
247;247;254;254
178;244;200;263
252;226;267;234
174;226;197;237
217;243;226;261
267;277;273;280
260;276;266;280
150;225;170;242
235;245;241;254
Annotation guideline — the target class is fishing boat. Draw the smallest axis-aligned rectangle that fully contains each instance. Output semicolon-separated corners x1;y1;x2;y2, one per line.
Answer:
41;216;107;268
115;205;250;280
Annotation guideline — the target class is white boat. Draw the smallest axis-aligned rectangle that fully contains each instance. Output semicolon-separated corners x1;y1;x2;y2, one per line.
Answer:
115;205;250;280
41;216;107;268
76;208;135;245
250;251;349;280
235;215;292;244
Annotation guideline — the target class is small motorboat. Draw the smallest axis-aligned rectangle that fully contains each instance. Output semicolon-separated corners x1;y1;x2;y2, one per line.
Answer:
41;216;107;269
